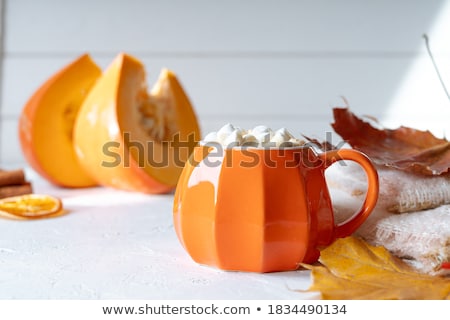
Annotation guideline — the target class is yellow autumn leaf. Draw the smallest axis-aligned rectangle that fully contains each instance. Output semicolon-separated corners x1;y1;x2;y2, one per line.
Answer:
302;237;450;299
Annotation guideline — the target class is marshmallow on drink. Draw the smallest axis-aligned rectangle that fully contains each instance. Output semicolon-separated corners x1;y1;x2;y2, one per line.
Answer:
202;124;305;148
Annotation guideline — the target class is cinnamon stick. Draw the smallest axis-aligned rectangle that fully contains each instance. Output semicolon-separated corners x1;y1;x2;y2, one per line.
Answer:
0;183;33;199
0;169;26;187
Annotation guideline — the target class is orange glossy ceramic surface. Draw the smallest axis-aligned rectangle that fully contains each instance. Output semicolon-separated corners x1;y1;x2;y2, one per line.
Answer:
174;146;379;272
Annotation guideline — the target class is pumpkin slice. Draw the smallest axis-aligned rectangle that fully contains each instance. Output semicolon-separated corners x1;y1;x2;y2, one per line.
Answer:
18;54;102;187
73;53;200;194
0;194;62;218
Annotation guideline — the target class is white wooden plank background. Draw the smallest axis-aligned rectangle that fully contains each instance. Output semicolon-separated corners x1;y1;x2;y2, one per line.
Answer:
1;0;450;164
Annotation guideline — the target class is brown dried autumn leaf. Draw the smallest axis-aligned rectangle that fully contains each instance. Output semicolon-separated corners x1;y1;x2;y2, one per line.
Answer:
331;107;450;175
302;237;450;299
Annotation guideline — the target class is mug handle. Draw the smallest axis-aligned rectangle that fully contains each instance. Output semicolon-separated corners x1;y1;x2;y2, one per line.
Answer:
319;149;379;239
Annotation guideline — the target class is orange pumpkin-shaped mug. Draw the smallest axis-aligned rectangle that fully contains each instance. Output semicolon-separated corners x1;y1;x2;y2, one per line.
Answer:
173;144;379;272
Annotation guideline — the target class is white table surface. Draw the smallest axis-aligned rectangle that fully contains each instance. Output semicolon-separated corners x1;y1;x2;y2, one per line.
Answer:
0;169;316;300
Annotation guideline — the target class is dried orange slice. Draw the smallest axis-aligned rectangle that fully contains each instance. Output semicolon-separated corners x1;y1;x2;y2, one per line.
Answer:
0;194;62;218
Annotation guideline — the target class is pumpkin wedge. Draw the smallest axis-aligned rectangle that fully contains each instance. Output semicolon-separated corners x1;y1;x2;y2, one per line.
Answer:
73;53;200;194
18;54;102;187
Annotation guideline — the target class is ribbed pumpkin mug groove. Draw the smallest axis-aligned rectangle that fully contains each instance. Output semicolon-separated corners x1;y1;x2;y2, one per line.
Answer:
173;145;379;272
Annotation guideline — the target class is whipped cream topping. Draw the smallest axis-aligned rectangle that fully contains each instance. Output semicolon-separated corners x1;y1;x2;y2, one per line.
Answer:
202;123;305;148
